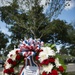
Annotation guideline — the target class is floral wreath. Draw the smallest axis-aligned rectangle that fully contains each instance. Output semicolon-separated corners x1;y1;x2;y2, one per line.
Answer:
3;38;65;75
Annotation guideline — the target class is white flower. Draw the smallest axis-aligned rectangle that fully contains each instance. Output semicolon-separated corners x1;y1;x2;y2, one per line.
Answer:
55;58;61;68
39;52;48;62
11;55;17;60
4;73;9;75
41;47;56;56
7;50;16;57
39;47;56;62
48;49;56;56
58;72;62;75
42;63;54;73
7;49;20;60
5;62;11;69
7;52;17;61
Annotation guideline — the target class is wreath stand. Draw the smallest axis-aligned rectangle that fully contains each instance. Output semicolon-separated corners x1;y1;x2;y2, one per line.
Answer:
20;56;39;75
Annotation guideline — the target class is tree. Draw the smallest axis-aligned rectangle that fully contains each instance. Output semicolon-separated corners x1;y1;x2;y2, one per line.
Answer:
42;19;73;43
60;46;68;55
6;43;15;50
67;25;75;56
69;46;75;56
0;0;69;39
0;31;8;50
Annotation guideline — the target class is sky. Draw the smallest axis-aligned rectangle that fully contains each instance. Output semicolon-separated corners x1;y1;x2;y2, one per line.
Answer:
59;0;75;23
0;0;75;49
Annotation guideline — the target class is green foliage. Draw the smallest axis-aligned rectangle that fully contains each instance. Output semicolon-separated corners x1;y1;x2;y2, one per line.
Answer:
7;43;14;50
0;31;8;50
62;72;68;75
69;45;75;56
70;49;75;56
48;19;73;44
44;43;57;51
56;54;67;71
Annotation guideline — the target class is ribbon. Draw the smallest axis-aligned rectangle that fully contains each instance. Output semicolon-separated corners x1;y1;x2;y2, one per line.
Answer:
18;38;44;57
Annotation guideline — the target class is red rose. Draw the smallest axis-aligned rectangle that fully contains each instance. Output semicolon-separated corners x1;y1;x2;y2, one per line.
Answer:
9;68;14;73
16;50;21;54
12;61;17;65
4;68;14;74
41;59;49;65
42;71;47;75
16;54;21;60
49;57;55;63
58;66;64;72
7;58;13;64
4;69;10;74
51;70;58;75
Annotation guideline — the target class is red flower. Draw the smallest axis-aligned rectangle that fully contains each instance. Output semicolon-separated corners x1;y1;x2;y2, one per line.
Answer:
48;72;52;75
42;71;47;75
16;54;21;60
9;68;14;73
41;59;49;65
35;56;39;60
4;68;14;74
12;61;17;65
16;50;20;54
58;66;64;72
7;58;13;64
51;70;58;75
49;57;55;63
4;69;10;74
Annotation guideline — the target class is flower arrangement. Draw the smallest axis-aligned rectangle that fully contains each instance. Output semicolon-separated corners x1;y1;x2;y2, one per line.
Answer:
3;38;65;75
3;48;21;75
35;47;65;75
